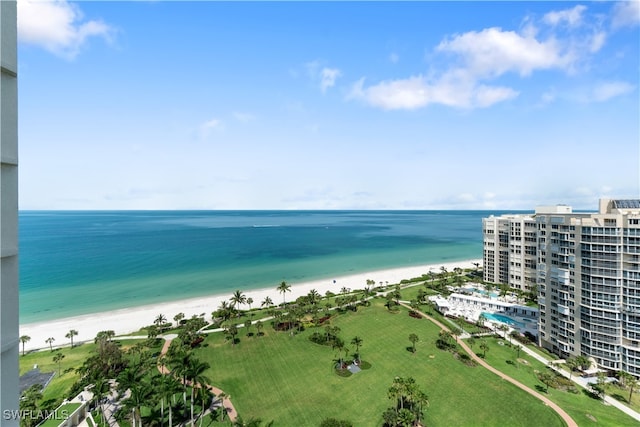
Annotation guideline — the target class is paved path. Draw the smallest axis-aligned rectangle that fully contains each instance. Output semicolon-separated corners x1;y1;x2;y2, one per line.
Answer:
399;302;578;427
157;334;239;423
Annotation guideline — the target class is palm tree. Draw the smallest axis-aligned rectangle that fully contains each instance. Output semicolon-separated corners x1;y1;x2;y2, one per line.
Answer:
45;337;55;352
307;289;321;305
185;358;211;426
246;297;254;311
255;320;264;336
65;329;78;348
225;324;239;345
155;313;167;327
351;336;363;364
53;351;65;375
277;281;291;306
627;376;639;403
93;378;110;426
244;319;252;336
124;380;154;427
261;296;273;308
467;336;476;349
479;340;489;358
19;335;30;356
565;357;579;380
409;333;419;353
332;339;346;369
230;290;247;311
174;312;185;327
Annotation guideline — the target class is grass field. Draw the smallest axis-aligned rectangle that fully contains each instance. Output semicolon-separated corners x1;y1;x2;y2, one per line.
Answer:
194;300;565;426
19;339;159;409
471;337;639;427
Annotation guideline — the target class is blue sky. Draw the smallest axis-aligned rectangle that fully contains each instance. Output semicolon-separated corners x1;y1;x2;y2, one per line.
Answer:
17;1;640;210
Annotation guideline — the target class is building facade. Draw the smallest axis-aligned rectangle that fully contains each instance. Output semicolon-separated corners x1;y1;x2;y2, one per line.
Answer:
537;199;640;376
1;0;19;420
483;214;538;293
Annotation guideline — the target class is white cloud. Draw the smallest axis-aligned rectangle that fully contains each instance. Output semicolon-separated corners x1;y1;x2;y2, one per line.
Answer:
611;0;640;29
320;67;341;93
543;5;587;28
436;27;573;78
232;112;255;123
17;0;114;59
304;60;341;92
199;117;223;138
348;73;518;110
350;4;622;111
591;81;635;102
589;31;607;53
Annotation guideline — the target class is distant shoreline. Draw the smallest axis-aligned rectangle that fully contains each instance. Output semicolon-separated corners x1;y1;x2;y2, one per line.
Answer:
19;258;481;352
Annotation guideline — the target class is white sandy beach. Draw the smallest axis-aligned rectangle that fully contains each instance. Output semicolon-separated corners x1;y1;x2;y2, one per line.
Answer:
20;259;481;352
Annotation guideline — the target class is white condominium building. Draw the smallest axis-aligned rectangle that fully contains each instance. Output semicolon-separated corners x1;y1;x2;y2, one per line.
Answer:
1;0;19;420
483;213;538;293
537;199;640;375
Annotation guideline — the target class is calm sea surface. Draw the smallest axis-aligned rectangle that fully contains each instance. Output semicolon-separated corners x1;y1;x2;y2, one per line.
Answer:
19;210;522;324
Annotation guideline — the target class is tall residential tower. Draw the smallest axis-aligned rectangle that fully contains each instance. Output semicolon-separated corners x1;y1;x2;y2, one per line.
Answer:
537;199;640;376
1;0;19;420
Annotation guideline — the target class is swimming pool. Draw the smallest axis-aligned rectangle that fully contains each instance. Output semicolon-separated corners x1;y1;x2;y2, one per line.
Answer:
481;312;525;328
463;288;499;298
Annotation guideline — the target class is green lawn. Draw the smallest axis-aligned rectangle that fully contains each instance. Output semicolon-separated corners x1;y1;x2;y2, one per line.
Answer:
19;339;159;407
39;402;82;427
194;301;565;426
472;337;639;426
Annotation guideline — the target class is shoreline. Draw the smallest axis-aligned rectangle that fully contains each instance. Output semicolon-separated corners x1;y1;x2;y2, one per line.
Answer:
19;258;481;352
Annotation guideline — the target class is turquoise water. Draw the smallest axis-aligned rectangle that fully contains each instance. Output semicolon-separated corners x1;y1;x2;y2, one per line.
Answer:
481;312;525;328
19;210;517;323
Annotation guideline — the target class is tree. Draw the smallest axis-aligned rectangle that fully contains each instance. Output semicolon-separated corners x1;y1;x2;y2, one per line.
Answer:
123;379;153;427
231;289;247;311
566;357;579;380
225;323;239;345
261;296;273;308
256;320;264;336
467;336;476;349
93;378;111;426
53;351;65;375
351;336;363;363
514;344;522;359
384;376;426;426
627;375;639;404
20;335;30;356
479;340;489;358
45;337;55;352
174;312;185;327
155;313;167;328
539;371;554;393
409;333;419;353
244;318;252;336
64;329;78;348
307;289;321;305
277;281;291;306
332;339;346;369
436;330;455;351
246;297;254;311
185;358;211;426
575;355;591;371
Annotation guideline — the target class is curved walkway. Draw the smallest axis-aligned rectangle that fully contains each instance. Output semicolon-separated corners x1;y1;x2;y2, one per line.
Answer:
399;302;578;427
158;334;239;422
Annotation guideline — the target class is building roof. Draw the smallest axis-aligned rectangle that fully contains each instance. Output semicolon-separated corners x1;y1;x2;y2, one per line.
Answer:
611;199;640;209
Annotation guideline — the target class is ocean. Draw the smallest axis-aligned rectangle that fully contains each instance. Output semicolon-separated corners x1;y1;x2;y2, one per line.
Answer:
19;210;519;324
